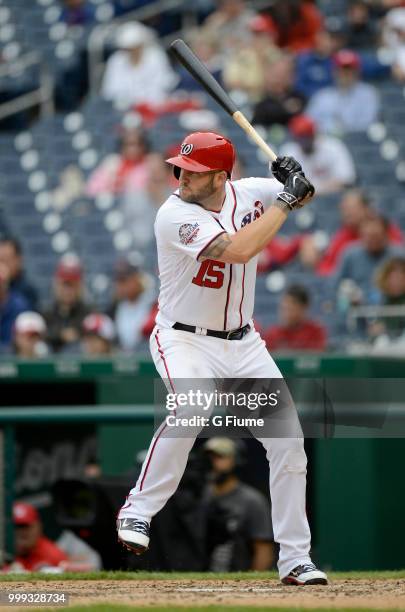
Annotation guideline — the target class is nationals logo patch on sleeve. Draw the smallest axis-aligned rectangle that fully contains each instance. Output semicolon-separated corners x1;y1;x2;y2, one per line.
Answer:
179;223;200;245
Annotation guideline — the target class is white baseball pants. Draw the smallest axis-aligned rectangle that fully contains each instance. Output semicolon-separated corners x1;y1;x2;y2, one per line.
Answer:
119;325;313;578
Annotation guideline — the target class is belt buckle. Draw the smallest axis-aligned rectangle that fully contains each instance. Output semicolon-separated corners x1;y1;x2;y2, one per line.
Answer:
227;328;240;340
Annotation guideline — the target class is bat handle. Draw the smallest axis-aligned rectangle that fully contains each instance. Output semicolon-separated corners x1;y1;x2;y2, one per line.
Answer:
232;111;278;163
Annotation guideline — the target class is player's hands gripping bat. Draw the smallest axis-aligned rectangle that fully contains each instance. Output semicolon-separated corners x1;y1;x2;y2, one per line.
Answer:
275;172;315;213
271;156;303;184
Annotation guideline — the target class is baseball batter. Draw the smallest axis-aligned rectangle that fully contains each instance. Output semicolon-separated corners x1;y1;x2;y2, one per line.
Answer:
117;132;328;585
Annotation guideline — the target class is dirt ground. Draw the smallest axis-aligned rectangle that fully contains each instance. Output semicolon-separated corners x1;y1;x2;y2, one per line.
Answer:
1;578;405;609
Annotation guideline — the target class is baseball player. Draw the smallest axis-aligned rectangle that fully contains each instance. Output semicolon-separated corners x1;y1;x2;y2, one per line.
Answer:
117;132;328;585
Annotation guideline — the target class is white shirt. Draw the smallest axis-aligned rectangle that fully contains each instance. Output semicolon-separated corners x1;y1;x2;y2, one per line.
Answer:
155;178;282;332
101;47;179;108
306;82;380;134
280;135;356;194
115;278;156;350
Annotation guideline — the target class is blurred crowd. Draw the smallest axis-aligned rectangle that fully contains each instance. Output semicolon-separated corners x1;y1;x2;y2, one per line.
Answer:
2;0;405;356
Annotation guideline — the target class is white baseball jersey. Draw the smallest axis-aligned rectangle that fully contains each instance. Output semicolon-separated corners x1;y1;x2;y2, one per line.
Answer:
155;177;282;331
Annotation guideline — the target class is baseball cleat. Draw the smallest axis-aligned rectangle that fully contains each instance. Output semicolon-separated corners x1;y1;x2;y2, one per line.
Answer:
281;563;328;585
117;518;150;555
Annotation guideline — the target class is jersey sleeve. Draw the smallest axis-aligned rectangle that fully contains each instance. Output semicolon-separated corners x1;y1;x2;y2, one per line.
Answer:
155;201;226;261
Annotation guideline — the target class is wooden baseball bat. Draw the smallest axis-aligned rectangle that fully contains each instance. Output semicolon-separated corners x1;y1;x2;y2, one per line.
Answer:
169;39;278;163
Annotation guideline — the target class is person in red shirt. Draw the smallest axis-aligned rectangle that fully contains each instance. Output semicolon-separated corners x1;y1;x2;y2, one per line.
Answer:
263;285;327;351
300;189;403;275
267;0;323;52
11;502;68;571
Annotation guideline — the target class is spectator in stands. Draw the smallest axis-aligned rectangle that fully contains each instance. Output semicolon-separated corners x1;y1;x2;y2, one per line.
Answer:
101;22;178;109
43;255;92;352
251;55;306;127
7;502;68;572
263;285;327;351
294;22;347;98
371;257;405;338
306;49;380;134
86;124;151;197
382;8;405;81
222;14;283;101
279;115;356;195
13;312;49;358
267;0;323;51
60;0;95;26
203;438;274;571
82;313;115;355
0;263;29;348
121;152;172;249
334;215;405;306
0;237;38;309
346;1;378;49
200;0;255;56
107;255;156;351
176;30;222;91
301;189;403;275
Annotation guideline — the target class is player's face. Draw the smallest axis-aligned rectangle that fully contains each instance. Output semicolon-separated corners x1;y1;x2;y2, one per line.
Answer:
178;169;223;203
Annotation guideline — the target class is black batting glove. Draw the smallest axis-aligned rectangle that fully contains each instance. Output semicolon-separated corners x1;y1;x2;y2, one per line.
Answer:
271;156;302;184
274;171;315;213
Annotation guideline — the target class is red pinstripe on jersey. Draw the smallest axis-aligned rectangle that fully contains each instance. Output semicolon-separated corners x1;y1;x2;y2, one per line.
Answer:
229;182;246;329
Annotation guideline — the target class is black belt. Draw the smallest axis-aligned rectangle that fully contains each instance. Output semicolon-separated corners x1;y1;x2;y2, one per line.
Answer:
173;322;251;340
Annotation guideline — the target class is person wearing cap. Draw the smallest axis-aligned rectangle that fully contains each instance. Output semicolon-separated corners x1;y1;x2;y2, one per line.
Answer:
202;438;274;571
107;255;156;351
101;21;178;109
279;114;356;194
9;502;68;572
306;49;380;133
82;313;115;355
222;14;283;101
0;262;29;348
13;311;49;358
43;255;92;352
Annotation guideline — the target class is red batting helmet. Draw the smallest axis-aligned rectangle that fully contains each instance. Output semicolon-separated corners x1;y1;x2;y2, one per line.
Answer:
166;132;235;179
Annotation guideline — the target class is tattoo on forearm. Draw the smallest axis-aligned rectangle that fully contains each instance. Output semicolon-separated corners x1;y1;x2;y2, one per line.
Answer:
200;233;232;260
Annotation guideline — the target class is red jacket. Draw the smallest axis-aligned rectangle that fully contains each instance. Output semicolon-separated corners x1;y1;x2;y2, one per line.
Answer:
15;536;68;571
264;320;327;351
275;2;323;52
317;224;403;276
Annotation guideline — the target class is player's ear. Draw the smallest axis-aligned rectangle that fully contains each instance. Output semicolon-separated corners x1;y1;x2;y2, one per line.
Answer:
215;170;227;187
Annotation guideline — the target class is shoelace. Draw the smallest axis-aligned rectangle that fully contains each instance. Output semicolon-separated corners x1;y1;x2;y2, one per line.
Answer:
295;563;317;574
133;520;149;536
118;518;149;536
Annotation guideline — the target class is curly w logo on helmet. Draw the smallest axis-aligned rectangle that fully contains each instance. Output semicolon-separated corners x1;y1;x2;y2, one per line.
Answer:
181;143;194;155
